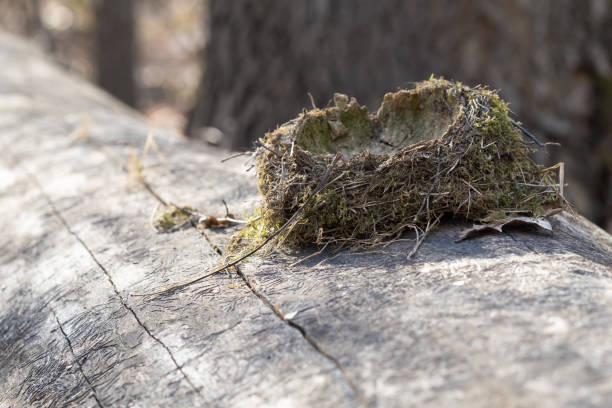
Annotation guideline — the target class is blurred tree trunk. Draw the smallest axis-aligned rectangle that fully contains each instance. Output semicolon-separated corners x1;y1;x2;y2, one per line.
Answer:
94;0;136;107
189;0;612;231
23;0;41;36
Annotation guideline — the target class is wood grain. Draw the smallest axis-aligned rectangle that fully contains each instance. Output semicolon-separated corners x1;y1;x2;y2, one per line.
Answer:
1;32;611;408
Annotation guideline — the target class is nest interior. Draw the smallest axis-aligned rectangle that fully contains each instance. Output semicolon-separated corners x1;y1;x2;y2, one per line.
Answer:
240;78;561;248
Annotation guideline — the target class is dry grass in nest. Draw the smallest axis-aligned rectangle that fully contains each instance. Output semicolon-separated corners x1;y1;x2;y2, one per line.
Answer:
235;77;563;250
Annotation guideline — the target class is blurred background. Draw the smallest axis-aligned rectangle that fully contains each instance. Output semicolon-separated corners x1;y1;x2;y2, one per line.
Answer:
1;0;610;232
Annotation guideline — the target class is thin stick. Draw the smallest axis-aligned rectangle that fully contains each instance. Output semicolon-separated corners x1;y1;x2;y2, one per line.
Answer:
222;199;230;216
540;161;565;199
132;152;342;297
414;162;441;222
143;129;168;164
220;151;252;163
307;92;317;109
259;143;283;158
510;119;543;147
407;214;442;259
559;162;565;199
289;242;330;268
142;181;167;206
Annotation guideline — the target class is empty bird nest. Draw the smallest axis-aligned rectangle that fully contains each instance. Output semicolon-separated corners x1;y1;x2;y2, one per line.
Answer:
235;77;563;249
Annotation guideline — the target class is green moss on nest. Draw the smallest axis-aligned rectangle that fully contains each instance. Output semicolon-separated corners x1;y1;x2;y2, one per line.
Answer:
294;94;375;155
377;78;461;147
239;77;563;248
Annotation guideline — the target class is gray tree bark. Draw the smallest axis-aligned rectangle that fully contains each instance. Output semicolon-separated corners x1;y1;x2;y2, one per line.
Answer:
94;0;136;107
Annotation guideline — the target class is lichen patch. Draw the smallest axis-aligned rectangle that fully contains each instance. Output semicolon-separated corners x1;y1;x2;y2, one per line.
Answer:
152;204;194;232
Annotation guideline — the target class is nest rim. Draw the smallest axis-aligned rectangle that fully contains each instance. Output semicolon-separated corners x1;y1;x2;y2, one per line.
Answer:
236;77;563;250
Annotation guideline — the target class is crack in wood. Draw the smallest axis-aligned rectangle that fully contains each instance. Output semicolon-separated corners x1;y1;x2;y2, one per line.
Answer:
11;156;203;399
52;311;105;408
195;226;369;406
60;136;364;404
170;320;243;372
238;266;368;407
121;154;369;405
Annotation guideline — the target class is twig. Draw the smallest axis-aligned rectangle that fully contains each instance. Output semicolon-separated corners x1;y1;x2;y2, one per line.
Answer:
289;242;330;268
461;178;483;196
414;162;441;222
132;153;342;297
558;162;565;199
307;92;317;109
259;143;283;158
143;129;168;164
407;214;442;259
541;162;565;199
510;119;543;147
220;151;252;163
142;181;167;205
222;199;230;216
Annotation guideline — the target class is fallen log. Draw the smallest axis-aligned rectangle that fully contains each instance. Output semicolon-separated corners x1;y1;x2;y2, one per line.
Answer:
1;32;611;408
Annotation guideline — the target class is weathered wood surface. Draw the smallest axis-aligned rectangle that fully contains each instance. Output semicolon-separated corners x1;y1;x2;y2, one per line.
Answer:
1;32;611;408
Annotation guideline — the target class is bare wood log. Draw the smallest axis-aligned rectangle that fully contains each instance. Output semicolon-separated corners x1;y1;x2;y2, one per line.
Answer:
1;32;611;408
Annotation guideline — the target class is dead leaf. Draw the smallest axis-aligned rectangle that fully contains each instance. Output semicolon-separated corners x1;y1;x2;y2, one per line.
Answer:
198;213;238;229
457;215;554;241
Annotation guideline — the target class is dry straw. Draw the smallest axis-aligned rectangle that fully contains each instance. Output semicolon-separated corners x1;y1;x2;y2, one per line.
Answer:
235;77;562;249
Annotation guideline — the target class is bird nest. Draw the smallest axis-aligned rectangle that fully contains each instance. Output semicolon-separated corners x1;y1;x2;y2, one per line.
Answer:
238;78;562;248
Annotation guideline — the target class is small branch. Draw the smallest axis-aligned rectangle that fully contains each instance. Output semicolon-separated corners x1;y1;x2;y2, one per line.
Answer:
307;92;317;109
414;162;441;222
259;143;283;158
142;181;167;205
289;242;330;268
222;199;230;216
510;119;543;147
132;153;342;297
220;151;252;163
407;214;442;259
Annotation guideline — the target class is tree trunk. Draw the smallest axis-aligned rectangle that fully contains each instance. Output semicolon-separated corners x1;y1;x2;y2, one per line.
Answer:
188;0;612;231
94;0;136;107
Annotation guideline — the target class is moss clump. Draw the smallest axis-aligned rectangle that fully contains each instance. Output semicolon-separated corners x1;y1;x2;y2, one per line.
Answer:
293;93;375;156
153;204;194;232
242;77;562;248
